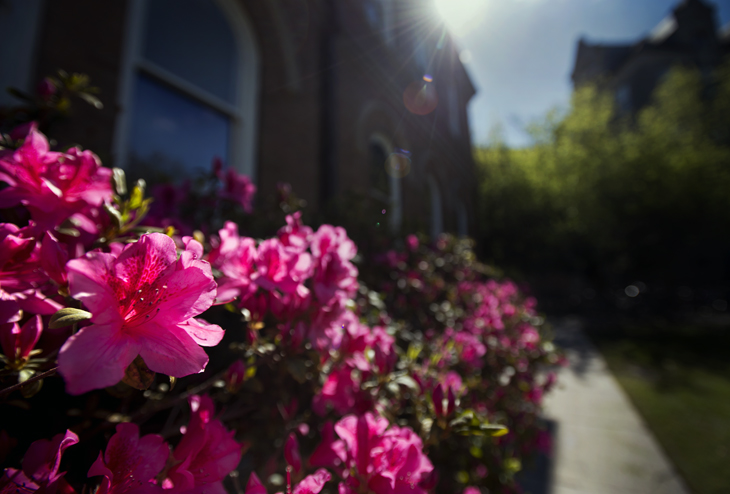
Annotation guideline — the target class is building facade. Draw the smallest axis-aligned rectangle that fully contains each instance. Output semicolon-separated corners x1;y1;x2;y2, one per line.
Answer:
571;0;730;114
0;0;476;237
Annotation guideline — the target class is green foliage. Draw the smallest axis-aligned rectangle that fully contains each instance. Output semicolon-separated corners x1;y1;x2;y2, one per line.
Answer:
476;61;730;289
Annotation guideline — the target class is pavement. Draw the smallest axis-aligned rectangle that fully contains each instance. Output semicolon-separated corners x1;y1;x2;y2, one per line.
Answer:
518;317;690;494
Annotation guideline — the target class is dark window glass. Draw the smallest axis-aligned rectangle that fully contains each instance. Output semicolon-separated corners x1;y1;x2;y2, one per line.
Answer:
143;0;237;103
128;74;230;183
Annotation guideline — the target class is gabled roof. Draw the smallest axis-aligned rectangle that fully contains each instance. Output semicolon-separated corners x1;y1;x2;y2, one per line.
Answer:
571;39;632;83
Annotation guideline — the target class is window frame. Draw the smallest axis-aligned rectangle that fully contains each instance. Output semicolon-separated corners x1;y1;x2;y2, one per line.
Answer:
369;133;403;233
113;0;260;181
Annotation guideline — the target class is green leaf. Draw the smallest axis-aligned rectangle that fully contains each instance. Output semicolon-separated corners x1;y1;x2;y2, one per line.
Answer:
56;226;80;237
21;378;43;399
49;308;92;329
393;375;420;393
122;355;155;390
407;343;423;361
78;92;103;109
104;204;124;229
112;168;128;195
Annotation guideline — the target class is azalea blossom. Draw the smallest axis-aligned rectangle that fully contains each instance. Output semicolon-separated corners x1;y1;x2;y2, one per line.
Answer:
277;212;312;253
0;315;42;370
58;233;223;394
0;124;113;233
214;159;256;213
165;395;242;494
311;413;433;494
253;238;312;296
0;429;78;494
309;225;358;305
0;223;62;315
243;469;331;494
88;423;168;494
208;222;257;304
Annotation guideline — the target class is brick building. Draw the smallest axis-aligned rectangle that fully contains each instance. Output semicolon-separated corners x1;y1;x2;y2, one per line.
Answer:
0;0;476;238
571;0;730;114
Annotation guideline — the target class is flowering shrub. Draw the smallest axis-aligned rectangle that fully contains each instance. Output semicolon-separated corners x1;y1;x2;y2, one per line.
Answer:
0;120;559;494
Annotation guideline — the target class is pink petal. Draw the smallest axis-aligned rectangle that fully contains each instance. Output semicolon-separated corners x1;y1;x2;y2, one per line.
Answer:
67;251;122;325
58;323;138;395
244;472;267;494
293;469;331;494
18;315;43;358
113;234;177;290
284;433;302;473
154;267;217;325
179;318;224;347
136;321;209;378
22;430;78;485
41;232;69;285
88;452;113;494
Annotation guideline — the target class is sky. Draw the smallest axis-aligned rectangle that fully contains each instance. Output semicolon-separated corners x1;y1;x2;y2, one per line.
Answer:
436;0;730;147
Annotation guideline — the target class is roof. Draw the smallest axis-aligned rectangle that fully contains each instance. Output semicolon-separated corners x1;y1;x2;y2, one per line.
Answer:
571;40;632;83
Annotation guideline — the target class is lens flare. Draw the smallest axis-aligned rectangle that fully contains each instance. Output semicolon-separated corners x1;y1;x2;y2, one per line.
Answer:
433;0;488;36
385;151;412;178
403;81;438;115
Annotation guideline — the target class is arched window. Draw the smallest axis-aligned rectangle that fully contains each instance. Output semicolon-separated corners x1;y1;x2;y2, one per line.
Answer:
114;0;259;183
369;134;402;233
369;140;390;203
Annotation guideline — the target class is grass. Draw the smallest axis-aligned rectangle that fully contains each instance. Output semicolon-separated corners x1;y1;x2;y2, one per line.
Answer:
590;322;730;494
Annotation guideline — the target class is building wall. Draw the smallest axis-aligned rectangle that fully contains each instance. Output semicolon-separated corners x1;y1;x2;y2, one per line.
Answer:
26;0;476;236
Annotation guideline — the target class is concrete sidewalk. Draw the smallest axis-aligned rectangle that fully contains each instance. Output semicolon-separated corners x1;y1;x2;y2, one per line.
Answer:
520;317;690;494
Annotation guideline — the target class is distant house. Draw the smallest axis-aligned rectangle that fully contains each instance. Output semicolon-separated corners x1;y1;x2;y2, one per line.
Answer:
0;0;476;238
571;0;730;113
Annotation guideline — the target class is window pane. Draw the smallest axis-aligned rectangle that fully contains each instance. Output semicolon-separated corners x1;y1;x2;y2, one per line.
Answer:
127;74;230;183
143;0;237;103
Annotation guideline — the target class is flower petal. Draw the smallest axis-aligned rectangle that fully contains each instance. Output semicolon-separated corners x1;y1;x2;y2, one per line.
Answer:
137;321;209;377
67;251;122;325
58;323;138;395
179;318;224;348
154;266;217;324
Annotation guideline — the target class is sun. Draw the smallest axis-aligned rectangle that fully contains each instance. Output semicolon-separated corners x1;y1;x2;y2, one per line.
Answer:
433;0;488;36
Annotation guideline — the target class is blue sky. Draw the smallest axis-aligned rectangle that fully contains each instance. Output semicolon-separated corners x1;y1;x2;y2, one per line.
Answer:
444;0;730;147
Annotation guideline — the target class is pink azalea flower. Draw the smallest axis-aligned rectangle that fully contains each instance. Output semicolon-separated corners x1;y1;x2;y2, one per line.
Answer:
405;235;419;251
166;395;242;494
224;359;247;393
217;165;256;213
463;487;480;494
244;473;266;494
0;224;62;315
40;232;70;287
309;226;358;305
290;469;331;494
312;367;358;416
244;470;331;494
284;433;302;473
58;233;223;395
277;212;312;253
0;315;42;368
0;125;113;233
313;413;433;494
88;423;168;494
253;239;312;295
208;222;257;304
368;327;395;375
0;430;78;494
